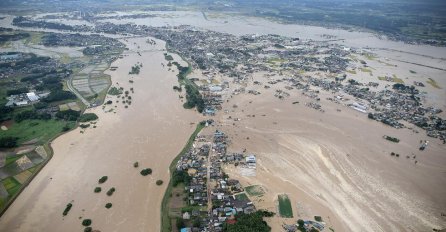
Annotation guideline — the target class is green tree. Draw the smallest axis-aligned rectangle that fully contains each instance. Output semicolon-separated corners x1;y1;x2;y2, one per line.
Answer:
223;211;271;232
0;136;19;148
176;218;185;230
193;218;201;227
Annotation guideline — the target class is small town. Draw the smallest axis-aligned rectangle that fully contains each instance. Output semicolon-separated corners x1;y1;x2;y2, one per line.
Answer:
172;126;261;231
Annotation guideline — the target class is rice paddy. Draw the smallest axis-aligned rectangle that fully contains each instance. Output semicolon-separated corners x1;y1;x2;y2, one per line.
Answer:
71;62;111;104
0;146;48;211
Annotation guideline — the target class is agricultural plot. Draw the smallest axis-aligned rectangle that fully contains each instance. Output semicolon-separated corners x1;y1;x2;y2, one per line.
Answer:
13;156;34;172
72;75;93;96
58;104;70;111
0;176;22;209
239;166;256;176
67;102;81;111
35;146;48;160
97;63;109;69
0;119;68;145
245;185;265;196
1;177;21;195
235;193;249;201
27;165;40;173
59;102;81;111
0;147;48;212
0;149;46;179
0;184;8;198
0;160;22;179
89;78;109;94
278;194;293;218
90;70;102;75
26;152;45;164
72;62;111;103
14;170;32;184
3;154;21;167
79;65;95;74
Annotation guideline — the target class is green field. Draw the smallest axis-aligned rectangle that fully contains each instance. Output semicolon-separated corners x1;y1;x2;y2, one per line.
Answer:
2;177;21;195
235;193;249;201
4;155;24;166
245;185;265;196
0;177;22;210
0;119;74;145
27;164;41;173
278;194;293;218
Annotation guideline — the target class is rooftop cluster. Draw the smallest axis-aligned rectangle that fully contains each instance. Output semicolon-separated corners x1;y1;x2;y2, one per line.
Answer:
173;128;265;231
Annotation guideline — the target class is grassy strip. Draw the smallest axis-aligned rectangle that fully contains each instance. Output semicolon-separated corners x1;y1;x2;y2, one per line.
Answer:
378;75;404;84
161;122;205;232
427;78;441;89
278;194;293;218
346;70;357;74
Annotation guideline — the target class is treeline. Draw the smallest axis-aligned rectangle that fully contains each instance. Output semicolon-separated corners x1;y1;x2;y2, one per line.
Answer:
41;33;125;51
184;84;205;113
55;109;80;121
0;106;13;115
0;32;29;44
33;72;68;91
172;62;205;113
384;135;400;143
6;88;28;96
172;170;192;187
0;53;51;69
42;90;76;103
12;16;74;31
0;136;18;148
20;70;60;83
14;110;51;122
223;211;273;232
0;106;13;121
83;45;118;56
79;113;98;122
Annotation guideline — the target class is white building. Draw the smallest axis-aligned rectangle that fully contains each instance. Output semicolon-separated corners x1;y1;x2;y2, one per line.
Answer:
26;92;40;102
245;155;256;163
209;85;223;92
